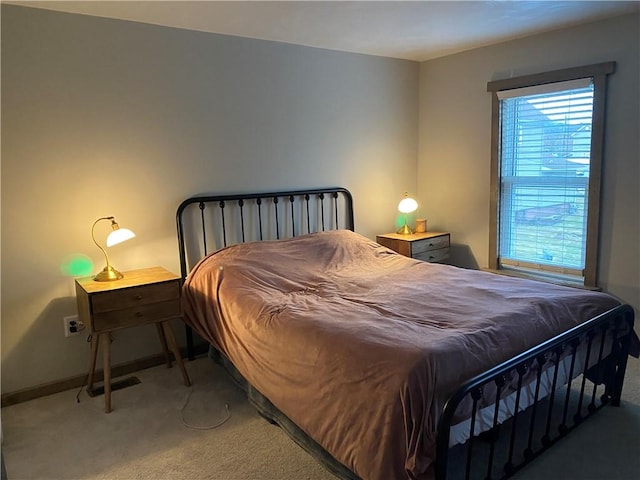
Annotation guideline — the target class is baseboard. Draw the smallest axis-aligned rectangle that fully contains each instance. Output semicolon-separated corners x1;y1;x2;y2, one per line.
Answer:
1;343;209;408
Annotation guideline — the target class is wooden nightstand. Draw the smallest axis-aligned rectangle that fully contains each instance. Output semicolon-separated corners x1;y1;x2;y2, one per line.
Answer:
75;266;191;413
376;232;450;263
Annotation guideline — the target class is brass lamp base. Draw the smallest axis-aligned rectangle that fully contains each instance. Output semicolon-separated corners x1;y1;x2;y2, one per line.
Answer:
397;224;414;235
94;265;124;282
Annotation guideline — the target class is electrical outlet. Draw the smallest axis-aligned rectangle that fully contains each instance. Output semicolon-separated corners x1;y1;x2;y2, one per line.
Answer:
63;315;82;337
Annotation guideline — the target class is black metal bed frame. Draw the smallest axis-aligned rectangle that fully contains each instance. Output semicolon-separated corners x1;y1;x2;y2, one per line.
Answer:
175;186;635;480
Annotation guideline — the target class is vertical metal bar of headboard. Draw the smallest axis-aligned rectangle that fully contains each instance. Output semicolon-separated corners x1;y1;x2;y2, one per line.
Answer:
186;201;208;362
305;194;311;234
274;196;280;239
289;195;296;237
239;199;246;242
257;198;264;240
333;191;339;229
220;201;227;247
199;202;208;256
319;193;326;231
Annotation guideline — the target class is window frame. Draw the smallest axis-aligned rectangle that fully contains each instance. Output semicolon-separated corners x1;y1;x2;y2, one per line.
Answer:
487;62;615;288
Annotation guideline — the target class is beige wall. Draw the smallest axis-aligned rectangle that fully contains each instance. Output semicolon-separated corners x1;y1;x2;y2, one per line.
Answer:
418;13;639;312
1;5;419;393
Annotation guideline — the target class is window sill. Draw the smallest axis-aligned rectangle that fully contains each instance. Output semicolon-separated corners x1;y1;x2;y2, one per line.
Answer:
482;267;601;292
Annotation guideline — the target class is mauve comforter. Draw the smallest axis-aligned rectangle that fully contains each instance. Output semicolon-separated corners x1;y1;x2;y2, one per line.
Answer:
181;230;621;480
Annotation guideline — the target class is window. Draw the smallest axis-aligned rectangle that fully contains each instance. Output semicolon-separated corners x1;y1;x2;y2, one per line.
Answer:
487;63;615;288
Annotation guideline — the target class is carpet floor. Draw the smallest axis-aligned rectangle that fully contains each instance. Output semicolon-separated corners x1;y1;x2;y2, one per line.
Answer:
2;353;639;480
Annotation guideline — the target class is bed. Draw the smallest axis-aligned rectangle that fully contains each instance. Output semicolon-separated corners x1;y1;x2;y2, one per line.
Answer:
176;187;638;480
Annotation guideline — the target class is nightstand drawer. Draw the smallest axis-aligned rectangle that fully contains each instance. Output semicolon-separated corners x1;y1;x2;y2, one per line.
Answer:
411;235;450;255
91;281;180;313
376;231;451;264
93;299;181;331
414;247;450;263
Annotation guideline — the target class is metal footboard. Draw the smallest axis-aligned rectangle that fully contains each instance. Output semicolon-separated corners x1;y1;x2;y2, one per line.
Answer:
435;303;635;480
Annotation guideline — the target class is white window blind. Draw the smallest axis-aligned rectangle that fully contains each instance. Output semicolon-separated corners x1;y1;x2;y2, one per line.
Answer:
497;79;595;280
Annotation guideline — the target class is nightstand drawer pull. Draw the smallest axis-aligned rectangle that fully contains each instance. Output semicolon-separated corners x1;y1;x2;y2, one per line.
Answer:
136;295;143;300
135;311;143;317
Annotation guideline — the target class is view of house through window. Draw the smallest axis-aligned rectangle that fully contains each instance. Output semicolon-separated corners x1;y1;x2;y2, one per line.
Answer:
498;79;593;277
488;63;614;287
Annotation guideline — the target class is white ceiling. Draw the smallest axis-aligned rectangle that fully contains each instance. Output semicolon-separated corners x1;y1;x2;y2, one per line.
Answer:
5;1;639;61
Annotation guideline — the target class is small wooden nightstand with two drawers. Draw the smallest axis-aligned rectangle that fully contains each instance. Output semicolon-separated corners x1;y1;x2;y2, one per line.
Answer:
75;266;191;413
376;232;450;263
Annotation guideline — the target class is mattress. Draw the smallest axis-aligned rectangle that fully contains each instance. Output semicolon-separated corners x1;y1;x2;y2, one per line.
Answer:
181;230;622;480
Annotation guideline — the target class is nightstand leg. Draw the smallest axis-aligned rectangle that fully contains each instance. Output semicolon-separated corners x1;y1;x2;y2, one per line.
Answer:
102;334;112;413
155;323;172;368
161;321;191;387
87;334;100;392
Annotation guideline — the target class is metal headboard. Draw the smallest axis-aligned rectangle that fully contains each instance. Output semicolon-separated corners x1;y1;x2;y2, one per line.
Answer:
176;187;354;358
